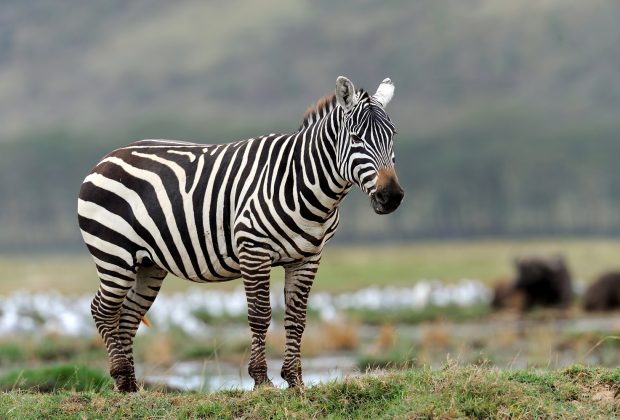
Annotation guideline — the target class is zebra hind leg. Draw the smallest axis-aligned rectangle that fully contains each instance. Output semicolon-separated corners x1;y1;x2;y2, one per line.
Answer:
117;264;167;390
90;263;137;392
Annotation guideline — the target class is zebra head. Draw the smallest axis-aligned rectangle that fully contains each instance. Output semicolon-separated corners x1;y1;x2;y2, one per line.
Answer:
334;76;405;215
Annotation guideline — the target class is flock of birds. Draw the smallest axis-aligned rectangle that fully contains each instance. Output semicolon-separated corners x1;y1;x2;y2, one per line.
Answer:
0;280;489;337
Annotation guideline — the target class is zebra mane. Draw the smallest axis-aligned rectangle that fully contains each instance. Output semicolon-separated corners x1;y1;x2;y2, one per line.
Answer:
298;90;368;131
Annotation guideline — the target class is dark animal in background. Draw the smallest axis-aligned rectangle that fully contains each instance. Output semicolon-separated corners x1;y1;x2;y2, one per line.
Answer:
492;256;573;311
515;256;573;309
583;272;620;312
491;278;525;311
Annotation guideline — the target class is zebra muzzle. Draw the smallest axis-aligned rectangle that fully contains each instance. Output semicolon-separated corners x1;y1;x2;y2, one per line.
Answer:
372;169;404;214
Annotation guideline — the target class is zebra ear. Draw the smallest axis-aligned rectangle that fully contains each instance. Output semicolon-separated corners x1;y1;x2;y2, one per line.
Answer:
335;76;357;112
373;78;394;108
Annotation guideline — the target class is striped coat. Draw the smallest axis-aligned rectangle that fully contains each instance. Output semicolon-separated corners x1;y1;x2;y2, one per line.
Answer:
78;76;403;391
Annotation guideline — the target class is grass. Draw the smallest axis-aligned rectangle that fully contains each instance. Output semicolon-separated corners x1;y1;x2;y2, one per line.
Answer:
0;364;111;392
0;337;105;366
0;365;619;418
2;238;620;295
180;339;250;362
357;347;417;370
317;238;620;292
346;303;492;325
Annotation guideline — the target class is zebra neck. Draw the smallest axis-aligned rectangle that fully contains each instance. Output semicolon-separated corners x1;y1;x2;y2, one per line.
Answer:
293;112;351;222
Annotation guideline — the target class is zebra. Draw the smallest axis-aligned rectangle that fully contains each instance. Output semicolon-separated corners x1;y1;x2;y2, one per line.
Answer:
77;76;404;392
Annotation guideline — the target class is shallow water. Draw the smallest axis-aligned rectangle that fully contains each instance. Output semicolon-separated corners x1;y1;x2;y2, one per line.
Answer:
138;314;620;391
139;355;358;392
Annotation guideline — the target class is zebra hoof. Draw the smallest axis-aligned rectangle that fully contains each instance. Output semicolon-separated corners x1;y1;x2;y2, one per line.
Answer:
252;379;275;390
281;366;304;389
284;377;304;389
111;362;138;392
114;380;138;392
113;375;138;393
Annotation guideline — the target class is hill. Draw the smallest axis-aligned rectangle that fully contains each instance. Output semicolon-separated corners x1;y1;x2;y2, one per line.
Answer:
2;0;619;137
2;1;620;250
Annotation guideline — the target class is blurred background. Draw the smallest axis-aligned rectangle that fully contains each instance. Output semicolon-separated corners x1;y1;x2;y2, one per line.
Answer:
1;0;620;392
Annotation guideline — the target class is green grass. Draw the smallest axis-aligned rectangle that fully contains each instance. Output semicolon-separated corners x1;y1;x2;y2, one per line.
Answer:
0;364;111;393
0;337;106;366
180;339;249;362
317;239;620;292
0;343;24;364
0;365;619;418
3;238;620;294
346;303;492;325
357;347;417;370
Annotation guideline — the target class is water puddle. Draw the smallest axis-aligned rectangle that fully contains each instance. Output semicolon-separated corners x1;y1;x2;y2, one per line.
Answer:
140;355;358;391
138;314;620;391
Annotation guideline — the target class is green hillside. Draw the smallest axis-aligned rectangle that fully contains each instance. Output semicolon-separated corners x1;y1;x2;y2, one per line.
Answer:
2;1;620;250
2;0;619;137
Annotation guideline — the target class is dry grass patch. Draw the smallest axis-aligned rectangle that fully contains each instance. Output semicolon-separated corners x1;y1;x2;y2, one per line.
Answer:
267;320;360;357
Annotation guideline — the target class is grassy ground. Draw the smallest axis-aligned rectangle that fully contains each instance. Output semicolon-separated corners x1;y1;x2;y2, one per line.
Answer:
2;238;620;294
0;365;619;418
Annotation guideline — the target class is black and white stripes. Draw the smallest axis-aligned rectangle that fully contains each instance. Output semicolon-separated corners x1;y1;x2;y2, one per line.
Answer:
78;76;404;391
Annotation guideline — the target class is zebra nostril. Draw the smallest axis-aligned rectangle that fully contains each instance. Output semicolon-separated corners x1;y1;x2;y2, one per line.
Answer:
396;187;405;203
375;189;389;205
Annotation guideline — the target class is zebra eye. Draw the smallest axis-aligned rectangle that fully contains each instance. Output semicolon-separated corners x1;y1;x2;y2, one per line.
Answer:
351;134;364;144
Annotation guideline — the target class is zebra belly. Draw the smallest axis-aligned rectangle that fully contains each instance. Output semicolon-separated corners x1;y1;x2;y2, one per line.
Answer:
234;203;339;266
188;257;242;283
159;241;243;283
187;270;242;283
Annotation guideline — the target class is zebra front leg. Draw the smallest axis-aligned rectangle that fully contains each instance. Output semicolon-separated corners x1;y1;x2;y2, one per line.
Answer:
281;257;320;388
240;247;274;389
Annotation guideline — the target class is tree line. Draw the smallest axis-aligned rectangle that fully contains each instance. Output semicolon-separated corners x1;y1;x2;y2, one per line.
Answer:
2;113;620;253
